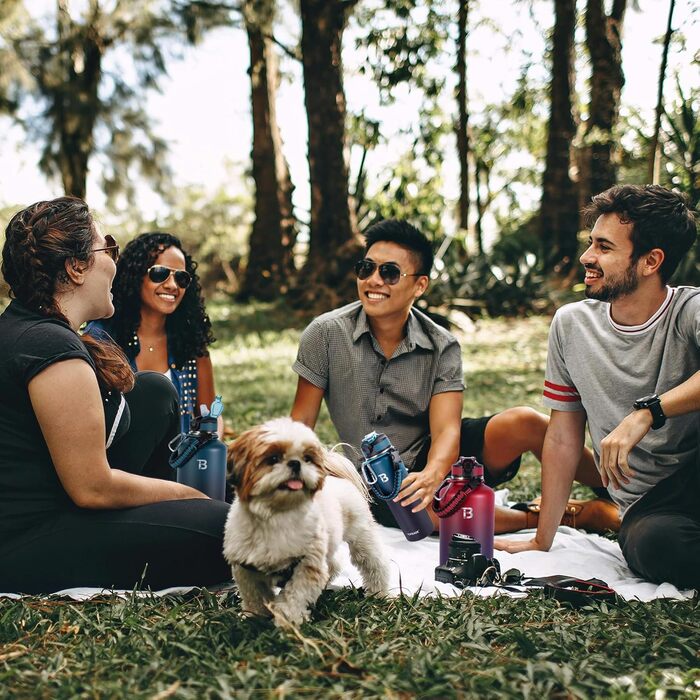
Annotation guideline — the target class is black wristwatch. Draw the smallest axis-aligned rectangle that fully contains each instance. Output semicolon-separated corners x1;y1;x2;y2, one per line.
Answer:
633;394;666;430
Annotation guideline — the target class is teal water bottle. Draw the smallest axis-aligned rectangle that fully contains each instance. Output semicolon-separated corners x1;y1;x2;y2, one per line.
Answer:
169;396;227;501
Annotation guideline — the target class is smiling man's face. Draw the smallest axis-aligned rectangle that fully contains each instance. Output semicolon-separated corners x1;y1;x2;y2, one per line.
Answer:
357;241;428;323
580;213;641;302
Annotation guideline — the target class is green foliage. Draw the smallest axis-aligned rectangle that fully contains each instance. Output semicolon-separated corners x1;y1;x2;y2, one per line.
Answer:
353;0;449;102
661;79;700;207
100;177;254;293
0;0;186;201
359;147;446;243
427;222;552;318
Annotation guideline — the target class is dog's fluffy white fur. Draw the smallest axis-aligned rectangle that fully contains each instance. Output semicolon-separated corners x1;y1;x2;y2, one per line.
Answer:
223;417;389;626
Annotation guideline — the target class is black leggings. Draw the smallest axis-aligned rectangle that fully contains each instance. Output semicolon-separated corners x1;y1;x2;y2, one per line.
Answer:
0;372;231;594
618;463;700;590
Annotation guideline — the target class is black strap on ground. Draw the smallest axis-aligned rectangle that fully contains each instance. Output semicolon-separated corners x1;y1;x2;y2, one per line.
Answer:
522;575;618;606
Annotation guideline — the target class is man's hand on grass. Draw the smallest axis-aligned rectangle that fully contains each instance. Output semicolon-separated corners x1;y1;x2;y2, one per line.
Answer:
494;537;550;554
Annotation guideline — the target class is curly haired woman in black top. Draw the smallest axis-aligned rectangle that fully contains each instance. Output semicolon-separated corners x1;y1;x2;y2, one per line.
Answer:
87;232;221;432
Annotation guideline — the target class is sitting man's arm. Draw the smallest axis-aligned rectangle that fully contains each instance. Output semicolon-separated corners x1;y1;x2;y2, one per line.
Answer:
395;390;462;512
600;369;700;490
495;408;586;553
291;376;324;429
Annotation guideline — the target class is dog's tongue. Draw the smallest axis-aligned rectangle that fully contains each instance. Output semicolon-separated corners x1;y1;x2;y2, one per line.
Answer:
286;479;304;491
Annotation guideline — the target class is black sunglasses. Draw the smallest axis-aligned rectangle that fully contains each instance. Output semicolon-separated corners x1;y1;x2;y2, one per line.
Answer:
354;259;422;286
93;234;120;262
147;265;192;289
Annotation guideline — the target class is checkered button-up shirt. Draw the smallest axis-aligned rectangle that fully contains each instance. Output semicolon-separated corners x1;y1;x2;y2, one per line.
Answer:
293;301;465;470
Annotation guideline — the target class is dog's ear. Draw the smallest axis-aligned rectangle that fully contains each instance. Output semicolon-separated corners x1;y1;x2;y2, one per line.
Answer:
227;457;239;485
302;444;327;472
227;425;269;501
227;439;248;488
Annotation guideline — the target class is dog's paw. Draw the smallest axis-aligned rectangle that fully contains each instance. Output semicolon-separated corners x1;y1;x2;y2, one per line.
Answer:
240;602;273;618
268;602;309;628
361;568;391;597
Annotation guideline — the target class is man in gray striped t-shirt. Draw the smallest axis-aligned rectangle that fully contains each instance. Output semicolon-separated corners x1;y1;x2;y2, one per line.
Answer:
496;185;700;591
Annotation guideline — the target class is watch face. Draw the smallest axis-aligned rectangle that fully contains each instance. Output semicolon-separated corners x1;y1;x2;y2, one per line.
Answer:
636;394;657;405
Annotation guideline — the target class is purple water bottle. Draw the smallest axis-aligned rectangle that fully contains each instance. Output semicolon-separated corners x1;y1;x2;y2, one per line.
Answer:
360;431;434;542
169;396;227;501
433;456;495;564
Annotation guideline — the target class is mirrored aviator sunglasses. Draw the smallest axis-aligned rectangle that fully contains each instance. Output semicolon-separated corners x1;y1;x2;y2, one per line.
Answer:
353;259;421;286
93;234;120;262
147;265;192;289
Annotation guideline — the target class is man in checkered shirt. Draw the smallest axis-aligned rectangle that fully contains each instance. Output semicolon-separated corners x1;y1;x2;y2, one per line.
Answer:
291;219;617;533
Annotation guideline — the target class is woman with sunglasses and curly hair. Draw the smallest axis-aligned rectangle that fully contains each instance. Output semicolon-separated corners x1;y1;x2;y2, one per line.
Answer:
87;232;221;433
0;198;230;594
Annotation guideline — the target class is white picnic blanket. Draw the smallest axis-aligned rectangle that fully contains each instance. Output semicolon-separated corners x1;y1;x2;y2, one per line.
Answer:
1;490;696;601
330;525;696;602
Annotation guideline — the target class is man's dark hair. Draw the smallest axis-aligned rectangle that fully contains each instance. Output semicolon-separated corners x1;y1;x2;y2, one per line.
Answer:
363;219;434;276
583;185;698;283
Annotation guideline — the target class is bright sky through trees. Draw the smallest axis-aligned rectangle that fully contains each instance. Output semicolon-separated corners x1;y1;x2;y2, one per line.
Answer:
0;1;695;219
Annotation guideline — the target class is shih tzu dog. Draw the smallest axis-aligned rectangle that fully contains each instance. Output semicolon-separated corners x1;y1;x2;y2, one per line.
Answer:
223;417;389;626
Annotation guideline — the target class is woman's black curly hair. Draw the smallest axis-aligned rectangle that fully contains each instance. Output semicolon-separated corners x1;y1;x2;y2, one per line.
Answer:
108;232;215;369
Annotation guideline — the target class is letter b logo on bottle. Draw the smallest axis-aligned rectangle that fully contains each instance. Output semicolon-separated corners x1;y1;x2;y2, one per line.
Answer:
462;507;474;519
197;459;208;471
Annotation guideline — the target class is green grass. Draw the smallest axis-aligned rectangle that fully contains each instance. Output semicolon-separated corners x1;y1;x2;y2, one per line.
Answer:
1;301;698;699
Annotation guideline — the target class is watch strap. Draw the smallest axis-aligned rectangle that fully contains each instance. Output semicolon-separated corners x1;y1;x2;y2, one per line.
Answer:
633;395;666;430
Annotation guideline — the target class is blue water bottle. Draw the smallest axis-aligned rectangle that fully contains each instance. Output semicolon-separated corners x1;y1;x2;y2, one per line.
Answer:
360;431;434;541
168;396;227;501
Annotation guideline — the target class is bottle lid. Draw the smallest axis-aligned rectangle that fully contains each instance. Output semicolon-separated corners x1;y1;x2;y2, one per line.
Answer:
361;431;388;457
451;456;483;480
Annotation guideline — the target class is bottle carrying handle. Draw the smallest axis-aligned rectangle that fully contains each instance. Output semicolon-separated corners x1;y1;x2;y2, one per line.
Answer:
168;432;215;470
361;449;403;501
433;481;474;518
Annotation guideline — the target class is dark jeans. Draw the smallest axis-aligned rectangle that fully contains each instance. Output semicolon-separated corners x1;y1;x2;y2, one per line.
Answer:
618;463;700;590
0;372;231;594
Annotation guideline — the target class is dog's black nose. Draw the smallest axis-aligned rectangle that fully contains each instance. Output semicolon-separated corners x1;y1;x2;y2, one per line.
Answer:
288;459;301;473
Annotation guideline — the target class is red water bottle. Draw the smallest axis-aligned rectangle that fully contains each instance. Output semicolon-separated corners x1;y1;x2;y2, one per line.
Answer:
433;456;495;564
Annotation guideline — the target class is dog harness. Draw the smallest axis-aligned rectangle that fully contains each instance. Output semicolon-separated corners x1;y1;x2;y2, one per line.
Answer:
236;558;304;588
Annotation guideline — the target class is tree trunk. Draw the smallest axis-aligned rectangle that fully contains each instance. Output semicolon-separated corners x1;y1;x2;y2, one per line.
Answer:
455;0;470;246
297;0;360;307
541;0;579;273
580;0;626;206
648;0;675;184
240;0;297;301
474;156;484;256
54;0;102;199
